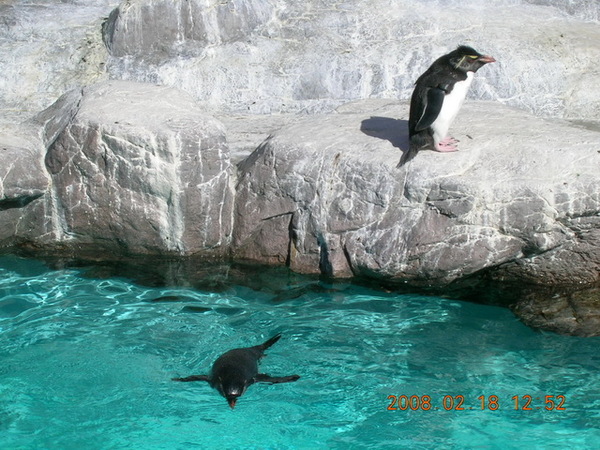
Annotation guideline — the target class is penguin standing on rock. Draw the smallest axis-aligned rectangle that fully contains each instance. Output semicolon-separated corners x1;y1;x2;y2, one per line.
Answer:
398;45;496;167
172;333;300;409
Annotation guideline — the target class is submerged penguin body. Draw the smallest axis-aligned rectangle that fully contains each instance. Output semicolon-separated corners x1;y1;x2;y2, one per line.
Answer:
172;333;300;408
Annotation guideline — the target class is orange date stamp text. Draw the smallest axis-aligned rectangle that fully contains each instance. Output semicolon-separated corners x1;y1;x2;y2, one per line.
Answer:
387;394;566;411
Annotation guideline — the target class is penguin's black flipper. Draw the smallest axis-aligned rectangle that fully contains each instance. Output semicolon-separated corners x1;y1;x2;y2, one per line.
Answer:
255;373;300;384
414;87;445;132
172;375;210;382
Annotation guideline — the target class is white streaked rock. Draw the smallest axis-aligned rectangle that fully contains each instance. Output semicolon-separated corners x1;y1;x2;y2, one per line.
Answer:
42;80;234;255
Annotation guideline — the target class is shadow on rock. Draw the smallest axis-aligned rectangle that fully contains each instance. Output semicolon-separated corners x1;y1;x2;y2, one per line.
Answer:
360;116;410;156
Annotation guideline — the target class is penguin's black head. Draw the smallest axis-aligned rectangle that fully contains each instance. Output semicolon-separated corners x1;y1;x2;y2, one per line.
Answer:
448;45;496;73
216;377;248;409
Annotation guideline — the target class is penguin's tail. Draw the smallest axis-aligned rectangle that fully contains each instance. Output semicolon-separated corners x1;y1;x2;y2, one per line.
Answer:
397;147;417;167
397;137;422;167
260;333;282;350
399;132;431;167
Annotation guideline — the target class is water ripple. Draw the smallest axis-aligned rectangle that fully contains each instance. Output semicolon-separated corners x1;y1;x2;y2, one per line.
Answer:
0;255;599;448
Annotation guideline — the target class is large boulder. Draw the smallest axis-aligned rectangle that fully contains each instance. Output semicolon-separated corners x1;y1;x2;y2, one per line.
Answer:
233;99;600;285
42;80;233;256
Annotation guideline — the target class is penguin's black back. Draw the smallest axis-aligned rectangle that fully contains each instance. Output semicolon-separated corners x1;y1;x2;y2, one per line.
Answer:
209;333;282;384
210;348;260;386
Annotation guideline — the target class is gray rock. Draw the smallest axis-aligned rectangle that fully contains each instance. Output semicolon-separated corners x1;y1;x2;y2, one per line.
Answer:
0;133;48;247
42;80;233;255
103;0;275;60
0;138;46;212
101;0;600;121
0;0;598;337
0;0;114;126
3;0;600;126
215;113;299;164
234;99;600;285
0;88;82;247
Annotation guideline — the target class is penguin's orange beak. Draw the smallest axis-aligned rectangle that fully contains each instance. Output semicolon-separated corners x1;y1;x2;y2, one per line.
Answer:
479;55;496;64
227;398;237;409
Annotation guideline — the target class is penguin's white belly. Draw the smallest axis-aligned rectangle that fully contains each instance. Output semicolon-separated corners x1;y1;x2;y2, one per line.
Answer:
431;72;474;144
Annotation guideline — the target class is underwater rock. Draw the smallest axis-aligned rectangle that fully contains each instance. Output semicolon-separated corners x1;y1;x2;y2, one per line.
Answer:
234;99;600;285
512;287;600;337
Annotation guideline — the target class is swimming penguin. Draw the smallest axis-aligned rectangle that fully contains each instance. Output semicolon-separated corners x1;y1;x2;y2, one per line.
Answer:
398;45;496;167
172;333;300;409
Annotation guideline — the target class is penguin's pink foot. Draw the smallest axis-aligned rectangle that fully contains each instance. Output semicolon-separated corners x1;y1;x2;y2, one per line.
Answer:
435;137;459;152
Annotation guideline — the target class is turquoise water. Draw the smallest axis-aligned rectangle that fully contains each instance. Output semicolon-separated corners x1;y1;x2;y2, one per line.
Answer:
0;255;599;449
